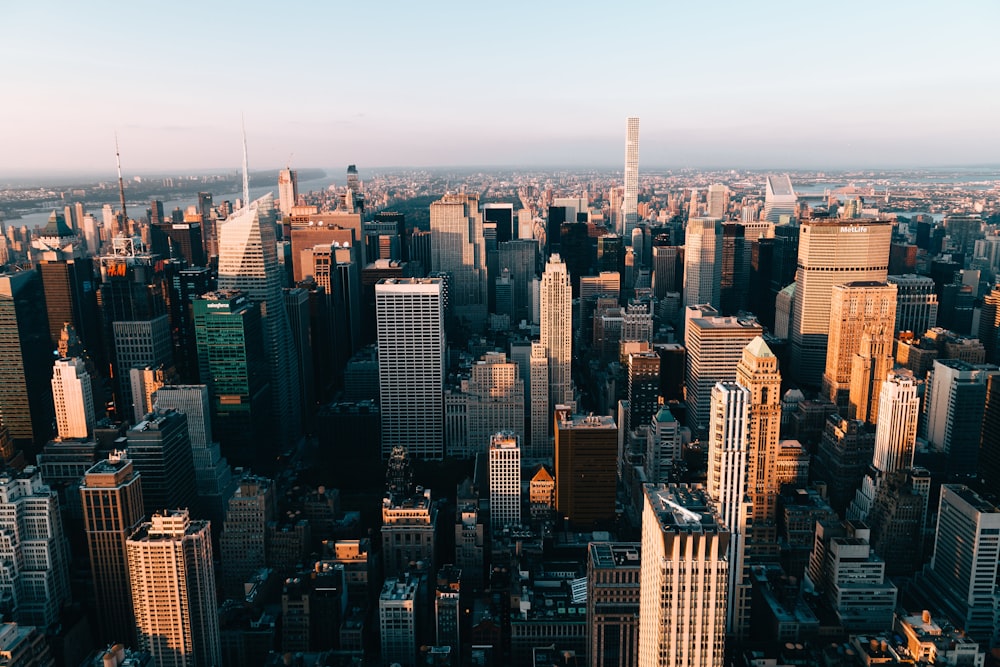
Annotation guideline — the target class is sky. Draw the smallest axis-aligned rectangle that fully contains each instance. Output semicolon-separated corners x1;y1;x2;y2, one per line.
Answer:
2;0;999;176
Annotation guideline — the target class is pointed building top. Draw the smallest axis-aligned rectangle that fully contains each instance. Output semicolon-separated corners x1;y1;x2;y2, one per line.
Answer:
42;211;74;237
744;336;774;359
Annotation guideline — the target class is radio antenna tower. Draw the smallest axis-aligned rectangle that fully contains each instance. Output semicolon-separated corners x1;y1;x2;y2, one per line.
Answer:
241;114;250;207
114;132;128;224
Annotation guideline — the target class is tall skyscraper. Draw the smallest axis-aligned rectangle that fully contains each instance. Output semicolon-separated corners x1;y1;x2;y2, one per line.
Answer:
430;193;487;328
488;432;521;531
219;475;276;597
217;193;301;448
0;270;53;450
706;184;730;219
51;357;95;439
528;342;549;460
790;219;892;386
638;484;728;667
125;410;197;517
541;254;573;409
498;239;538;325
127;509;221;667
822;281;897;411
554;411;616;526
587;542;640;667
683;217;723;308
277;168;298;217
465;352;524;455
762;174;797;223
888;274;938;335
376;278;445;459
623;116;639;239
79;451;144;644
706;381;750;637
923;359;998;477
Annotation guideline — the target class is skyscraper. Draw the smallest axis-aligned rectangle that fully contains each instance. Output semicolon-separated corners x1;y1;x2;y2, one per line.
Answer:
51;357;95;439
430;193;487;328
376;278;445;459
623;117;639;239
554;411;616;526
789;219;892;386
683;217;723;308
125;410;197;517
219;475;276;597
638;484;728;667
278;167;298;218
217;193;301;449
127;509;221;667
762;174;797;223
540;254;573;408
822;281;897;412
465;352;524;456
528;342;549;460
587;542;640;667
706;184;730;219
79;451;144;644
888;274;938;335
923;359;998;477
488;432;521;531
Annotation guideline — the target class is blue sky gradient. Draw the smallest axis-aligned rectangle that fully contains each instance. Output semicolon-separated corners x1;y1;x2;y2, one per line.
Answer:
3;1;999;174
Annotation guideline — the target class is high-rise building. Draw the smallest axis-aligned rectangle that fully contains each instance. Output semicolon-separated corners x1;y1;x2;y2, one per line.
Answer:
626;351;660;434
498;239;538;324
127;509;221;667
376;278;445;460
554;411;616;526
706;381;751;638
488;433;521;531
623;117;640;239
790;219;892;386
0;270;53;450
921;485;1000;644
79;451;144;644
278;168;298;218
379;577;420;667
125;410;197;517
720;222;747;314
645;406;681;484
762;174;797;223
528;342;549;460
924;359;998;477
430;193;487;328
684;309;763;436
638;484;728;667
51;357;95;439
462;352;524;457
381;487;437;578
706;184;730;219
821;281;897;412
112;316;174;422
683;217;723;308
587;542;640;667
217;193;301;449
888;274;938;335
541;254;573;409
219;475;276;598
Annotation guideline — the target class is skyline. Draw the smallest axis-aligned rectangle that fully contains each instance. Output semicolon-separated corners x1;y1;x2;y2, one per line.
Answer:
4;1;1000;175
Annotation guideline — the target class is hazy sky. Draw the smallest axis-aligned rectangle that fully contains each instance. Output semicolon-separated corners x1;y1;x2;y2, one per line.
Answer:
3;1;999;175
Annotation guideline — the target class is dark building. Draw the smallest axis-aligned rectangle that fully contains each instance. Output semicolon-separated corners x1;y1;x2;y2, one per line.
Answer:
126;409;197;517
749;238;775;329
888;242;917;275
150;218;207;268
811;416;875;515
981;374;1000;494
626;351;660;434
554;411;617;527
296;277;337;402
169;265;213;383
546;205;568;256
498;239;538;325
587;543;640;667
482;203;514;244
720;222;747;315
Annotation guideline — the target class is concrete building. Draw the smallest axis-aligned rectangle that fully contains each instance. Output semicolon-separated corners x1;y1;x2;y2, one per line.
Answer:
622;117;639;238
888;274;938;335
683;217;723;308
382;487;437;578
587;542;640;667
541;255;573;408
554;411;617;526
488;433;521;531
219;475;276;598
923;359;999;477
379;576;420;667
465;353;525;457
51;357;95;439
762;174;797;223
125;410;197;518
430;193;488;328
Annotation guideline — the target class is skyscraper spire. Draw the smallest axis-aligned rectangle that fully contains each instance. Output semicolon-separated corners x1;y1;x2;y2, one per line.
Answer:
241;114;250;207
114;132;127;224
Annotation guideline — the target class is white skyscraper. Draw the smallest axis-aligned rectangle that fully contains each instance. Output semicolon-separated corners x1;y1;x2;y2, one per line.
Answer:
639;484;728;667
762;174;797;223
430;193;488;328
683;217;723;308
623;117;640;239
706;184;730;219
217;193;301;447
706;382;751;638
277;167;298;217
376;278;445;459
127;509;221;667
489;432;521;531
541;254;573;409
51;357;95;439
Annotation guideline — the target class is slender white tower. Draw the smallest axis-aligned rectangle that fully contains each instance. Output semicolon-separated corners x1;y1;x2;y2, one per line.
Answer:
623;117;640;239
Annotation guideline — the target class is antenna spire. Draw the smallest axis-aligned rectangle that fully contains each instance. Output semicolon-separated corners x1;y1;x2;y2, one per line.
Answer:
115;132;128;227
241;115;250;207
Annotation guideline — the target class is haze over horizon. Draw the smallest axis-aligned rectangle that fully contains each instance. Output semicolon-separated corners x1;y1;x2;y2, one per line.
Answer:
4;1;999;175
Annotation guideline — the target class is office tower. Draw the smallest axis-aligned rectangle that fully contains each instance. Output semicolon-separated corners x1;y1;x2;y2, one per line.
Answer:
587;543;640;667
126;410;197;517
541;254;573;408
113;316;173;422
638;484;728;667
168;266;212;384
821;281;897;411
554;411;616;526
193;290;270;467
924;359;998;477
623;117;639;239
289;213;361;281
706;381;751;637
645;406;681;484
284;287;314;429
889;274;938;335
434;565;462;658
381;487;437;578
528;342;550;460
150;214;206;268
706;184;730;219
217;193;301;448
651;244;682;298
626;351;660;434
127;509;221;667
848;326;896;425
979;283;1000;363
498;239;538;324
762;174;797;223
79;451;144;644
683;217;723;308
622;301;653;343
482;202;514;245
128;365;170;425
488;433;521;531
380;577;420;666
363;211;406;263
465;352;525;456
684;309;763;435
982;374;1000;491
921;485;1000;644
790;219;892;386
278;167;298;217
429;193;487;327
864;467;931;577
51;357;95;439
0;271;53;450
219;475;276;597
376;278;445;460
813;416;876;515
719;222;746;314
